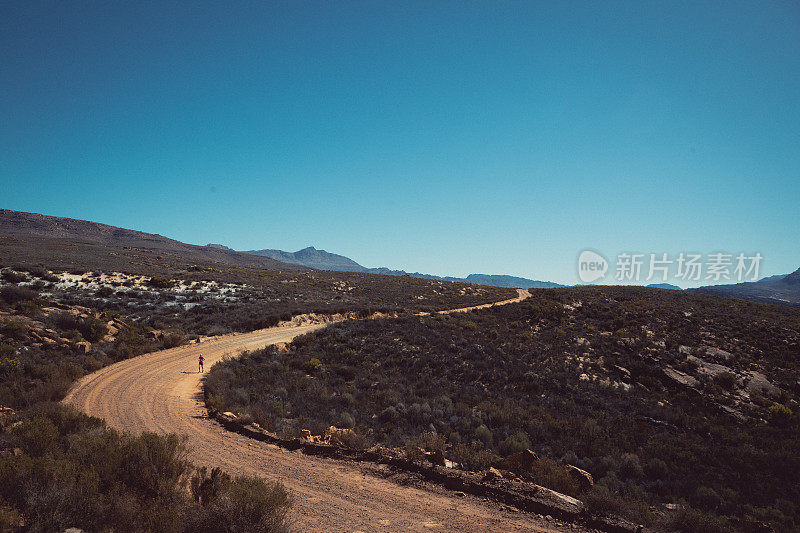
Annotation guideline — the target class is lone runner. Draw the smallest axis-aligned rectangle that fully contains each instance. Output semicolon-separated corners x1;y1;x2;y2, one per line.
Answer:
198;353;204;373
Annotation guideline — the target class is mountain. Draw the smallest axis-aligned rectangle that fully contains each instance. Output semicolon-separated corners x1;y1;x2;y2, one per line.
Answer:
647;283;683;290
691;268;800;306
243;246;365;272
0;209;305;272
457;274;563;289
231;244;564;289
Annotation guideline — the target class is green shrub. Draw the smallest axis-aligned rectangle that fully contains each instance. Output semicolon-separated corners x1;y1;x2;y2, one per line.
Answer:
0;321;28;340
304;357;322;372
499;431;531;456
768;403;793;428
452;442;496;471
11;416;59;457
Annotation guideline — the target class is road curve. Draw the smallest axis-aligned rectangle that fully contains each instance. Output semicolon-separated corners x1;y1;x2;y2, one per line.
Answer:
64;289;566;532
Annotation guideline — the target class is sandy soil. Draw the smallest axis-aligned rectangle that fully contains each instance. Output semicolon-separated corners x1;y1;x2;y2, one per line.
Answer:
64;289;577;532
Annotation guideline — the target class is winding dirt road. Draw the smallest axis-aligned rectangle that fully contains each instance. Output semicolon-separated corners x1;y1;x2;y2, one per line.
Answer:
64;289;569;531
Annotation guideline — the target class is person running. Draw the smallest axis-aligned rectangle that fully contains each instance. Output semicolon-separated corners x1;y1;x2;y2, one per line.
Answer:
198;353;204;373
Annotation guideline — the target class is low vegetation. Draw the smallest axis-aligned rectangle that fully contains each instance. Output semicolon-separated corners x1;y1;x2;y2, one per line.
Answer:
0;266;294;531
0;403;289;532
0;236;516;331
206;286;800;530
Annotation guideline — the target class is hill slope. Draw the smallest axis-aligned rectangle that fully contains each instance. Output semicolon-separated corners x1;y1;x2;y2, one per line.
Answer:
692;268;800;305
208;285;800;530
0;209;304;271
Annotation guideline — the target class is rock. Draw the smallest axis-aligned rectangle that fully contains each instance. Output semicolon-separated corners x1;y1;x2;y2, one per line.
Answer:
705;347;733;361
663;366;699;387
498;449;539;472
565;464;594;492
483;467;502;482
688;355;732;377
614;365;632;379
75;341;91;353
745;371;779;396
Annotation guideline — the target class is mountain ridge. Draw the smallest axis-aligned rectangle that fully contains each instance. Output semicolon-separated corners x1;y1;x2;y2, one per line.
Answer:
691;267;800;305
214;243;564;289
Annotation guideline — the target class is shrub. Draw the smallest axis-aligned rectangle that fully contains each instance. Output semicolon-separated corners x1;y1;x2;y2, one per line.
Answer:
714;372;738;391
618;453;644;480
0;321;28;340
147;276;175;289
0;285;37;304
79;316;108;343
584;485;652;524
191;466;231;507
452;442;495;471
660;505;729;533
11;416;59;457
499;431;531;456
1;270;28;283
693;486;722;511
473;424;493;447
187;475;290;533
768;403;793;428
304;358;322;372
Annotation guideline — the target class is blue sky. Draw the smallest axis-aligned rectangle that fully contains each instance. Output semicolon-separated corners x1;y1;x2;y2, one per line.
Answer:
1;1;798;286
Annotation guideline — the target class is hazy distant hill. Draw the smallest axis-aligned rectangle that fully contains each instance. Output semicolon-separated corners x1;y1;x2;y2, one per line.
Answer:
691;268;800;305
222;243;563;289
0;209;305;271
243;246;365;272
647;283;683;290
456;274;563;289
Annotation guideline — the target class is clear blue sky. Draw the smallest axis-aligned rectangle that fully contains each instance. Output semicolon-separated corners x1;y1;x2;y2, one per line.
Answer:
2;1;798;286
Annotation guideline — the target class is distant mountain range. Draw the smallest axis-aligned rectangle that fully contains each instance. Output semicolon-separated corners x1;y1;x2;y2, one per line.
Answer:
208;244;564;289
691;268;800;306
6;209;795;300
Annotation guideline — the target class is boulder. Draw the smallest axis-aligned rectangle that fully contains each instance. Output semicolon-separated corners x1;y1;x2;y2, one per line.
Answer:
498;449;539;472
745;371;779;396
483;467;503;482
565;464;593;492
663;367;699;388
75;341;91;353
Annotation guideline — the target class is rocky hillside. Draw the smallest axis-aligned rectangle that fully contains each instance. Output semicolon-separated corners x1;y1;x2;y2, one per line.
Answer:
692;267;800;306
206;286;800;531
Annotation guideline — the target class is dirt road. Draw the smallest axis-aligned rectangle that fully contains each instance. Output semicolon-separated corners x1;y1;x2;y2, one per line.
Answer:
64;289;569;531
